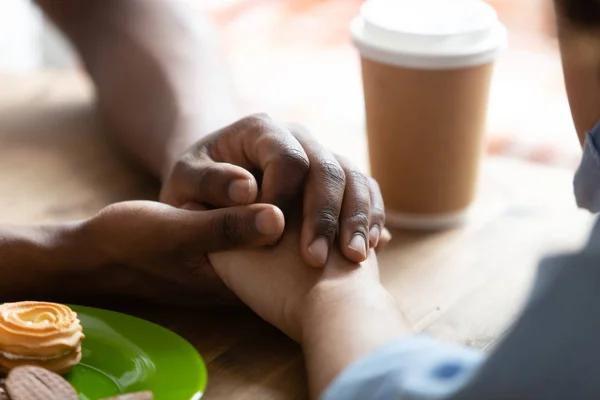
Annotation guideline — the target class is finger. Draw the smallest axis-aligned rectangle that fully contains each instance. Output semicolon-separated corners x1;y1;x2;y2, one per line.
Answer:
375;228;392;253
166;154;259;208
292;130;346;267
367;177;386;248
337;156;371;263
208;114;310;213
180;203;286;252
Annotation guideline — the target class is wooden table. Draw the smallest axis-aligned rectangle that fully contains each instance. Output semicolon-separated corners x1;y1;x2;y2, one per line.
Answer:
0;71;595;399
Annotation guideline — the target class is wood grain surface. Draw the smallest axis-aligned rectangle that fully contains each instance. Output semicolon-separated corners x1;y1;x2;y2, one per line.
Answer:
0;71;594;399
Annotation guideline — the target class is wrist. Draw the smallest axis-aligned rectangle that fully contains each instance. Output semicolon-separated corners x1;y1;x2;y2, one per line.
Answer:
300;280;409;398
44;221;107;273
0;221;106;300
301;280;404;341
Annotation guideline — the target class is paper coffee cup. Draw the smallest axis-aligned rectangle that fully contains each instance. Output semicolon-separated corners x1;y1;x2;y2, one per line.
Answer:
351;0;507;230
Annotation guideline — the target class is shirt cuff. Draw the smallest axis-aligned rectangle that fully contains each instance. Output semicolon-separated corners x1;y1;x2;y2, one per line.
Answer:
321;335;484;400
574;121;600;212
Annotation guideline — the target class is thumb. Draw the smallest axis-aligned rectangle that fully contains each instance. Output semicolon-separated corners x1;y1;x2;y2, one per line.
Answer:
163;158;259;208
185;204;285;252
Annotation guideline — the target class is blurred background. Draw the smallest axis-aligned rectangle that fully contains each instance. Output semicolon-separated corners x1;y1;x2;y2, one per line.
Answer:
0;0;580;170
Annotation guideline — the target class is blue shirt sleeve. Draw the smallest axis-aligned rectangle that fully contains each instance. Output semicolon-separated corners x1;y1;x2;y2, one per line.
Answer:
574;121;600;212
321;335;484;400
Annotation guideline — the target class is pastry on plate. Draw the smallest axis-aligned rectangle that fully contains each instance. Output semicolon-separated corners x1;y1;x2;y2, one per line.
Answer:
3;365;153;400
0;378;7;400
0;302;84;374
4;365;78;400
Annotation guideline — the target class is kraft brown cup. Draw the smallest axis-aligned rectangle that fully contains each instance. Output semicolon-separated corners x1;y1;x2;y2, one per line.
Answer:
351;0;507;229
361;59;494;227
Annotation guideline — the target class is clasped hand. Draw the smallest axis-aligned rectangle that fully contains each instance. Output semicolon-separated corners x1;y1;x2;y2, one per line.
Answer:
77;114;389;303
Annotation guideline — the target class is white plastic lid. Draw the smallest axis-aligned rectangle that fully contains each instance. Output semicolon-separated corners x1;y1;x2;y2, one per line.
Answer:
351;0;508;69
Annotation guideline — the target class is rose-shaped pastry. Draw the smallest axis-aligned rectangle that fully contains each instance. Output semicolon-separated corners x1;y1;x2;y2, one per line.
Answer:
0;302;84;374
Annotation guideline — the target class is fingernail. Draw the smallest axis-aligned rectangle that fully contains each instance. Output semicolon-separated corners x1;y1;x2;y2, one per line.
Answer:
369;226;380;247
348;234;367;259
229;179;252;204
255;208;283;236
381;227;392;242
308;237;329;266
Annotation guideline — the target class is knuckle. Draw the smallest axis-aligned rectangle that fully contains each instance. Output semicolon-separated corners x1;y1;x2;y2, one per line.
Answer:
347;169;369;188
242;113;273;130
211;213;247;246
93;203;121;220
367;178;386;223
368;178;385;208
195;163;223;185
368;176;382;192
319;160;346;191
315;207;339;238
279;148;310;175
171;157;194;178
371;213;385;227
200;137;215;155
370;205;386;225
370;196;385;217
346;210;370;230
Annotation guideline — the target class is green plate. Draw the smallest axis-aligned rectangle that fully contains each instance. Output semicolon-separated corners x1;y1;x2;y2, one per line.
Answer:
64;305;207;400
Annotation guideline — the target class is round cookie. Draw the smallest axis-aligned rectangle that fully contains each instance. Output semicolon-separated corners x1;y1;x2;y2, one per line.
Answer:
0;379;8;400
0;302;84;374
0;344;82;375
5;365;78;400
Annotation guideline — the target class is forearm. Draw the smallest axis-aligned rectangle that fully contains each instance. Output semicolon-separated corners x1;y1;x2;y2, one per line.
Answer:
0;222;96;299
301;282;409;399
37;0;239;178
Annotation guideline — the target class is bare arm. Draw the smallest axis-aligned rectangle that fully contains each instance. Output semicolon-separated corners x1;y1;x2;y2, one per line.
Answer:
36;1;391;266
210;224;409;398
0;223;93;300
36;0;239;178
0;199;285;305
301;282;408;398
